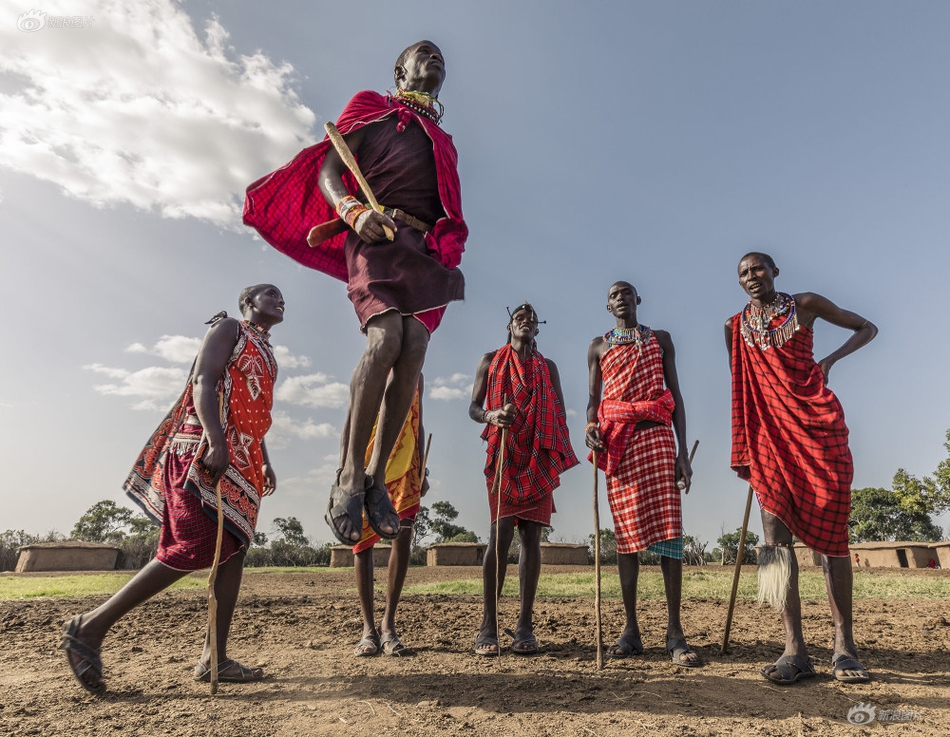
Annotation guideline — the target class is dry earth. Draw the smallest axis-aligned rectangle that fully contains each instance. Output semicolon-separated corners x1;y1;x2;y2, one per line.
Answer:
1;565;948;736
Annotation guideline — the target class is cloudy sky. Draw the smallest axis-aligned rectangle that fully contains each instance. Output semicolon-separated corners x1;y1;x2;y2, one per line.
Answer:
3;0;949;550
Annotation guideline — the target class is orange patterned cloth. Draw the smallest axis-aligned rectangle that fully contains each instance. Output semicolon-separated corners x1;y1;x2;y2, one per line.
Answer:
595;333;682;554
125;321;277;564
353;389;423;553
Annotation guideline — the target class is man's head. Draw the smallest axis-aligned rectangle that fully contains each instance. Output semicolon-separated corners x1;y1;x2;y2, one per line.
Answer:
737;252;779;303
394;40;445;97
606;281;641;323
507;302;541;344
239;284;285;327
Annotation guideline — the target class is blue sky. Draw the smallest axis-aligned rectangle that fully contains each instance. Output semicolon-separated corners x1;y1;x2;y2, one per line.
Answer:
2;0;949;550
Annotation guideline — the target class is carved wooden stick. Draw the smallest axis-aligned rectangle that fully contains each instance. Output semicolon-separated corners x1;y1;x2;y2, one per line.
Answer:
207;392;226;694
592;451;603;670
324;122;393;240
721;485;755;654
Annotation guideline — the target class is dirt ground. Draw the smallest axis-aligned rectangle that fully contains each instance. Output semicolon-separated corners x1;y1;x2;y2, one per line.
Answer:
1;565;948;737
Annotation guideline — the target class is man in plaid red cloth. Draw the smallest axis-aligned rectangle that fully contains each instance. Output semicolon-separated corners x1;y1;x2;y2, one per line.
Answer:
586;281;699;666
243;41;465;547
469;303;578;655
727;252;877;684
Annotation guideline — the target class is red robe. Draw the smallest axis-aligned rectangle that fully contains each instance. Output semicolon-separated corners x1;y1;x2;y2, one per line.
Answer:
243;90;466;282
481;345;578;523
730;312;853;557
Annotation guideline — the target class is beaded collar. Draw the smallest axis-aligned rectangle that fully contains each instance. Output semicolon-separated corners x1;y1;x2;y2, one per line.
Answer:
244;320;271;342
740;292;798;350
393;88;443;124
604;324;651;348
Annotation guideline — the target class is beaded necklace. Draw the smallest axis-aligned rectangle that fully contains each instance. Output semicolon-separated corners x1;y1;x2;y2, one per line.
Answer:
604;324;650;348
393;88;444;124
244;320;271;342
740;292;798;350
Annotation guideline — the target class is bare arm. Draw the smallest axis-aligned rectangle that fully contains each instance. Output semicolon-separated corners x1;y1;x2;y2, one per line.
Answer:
585;337;607;452
317;124;395;244
656;329;693;492
260;439;276;496
192;318;240;483
469;351;514;427
794;292;878;382
545;358;567;410
724;317;734;374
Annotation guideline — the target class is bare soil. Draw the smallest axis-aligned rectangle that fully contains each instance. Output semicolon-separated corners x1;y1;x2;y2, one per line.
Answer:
1;565;948;736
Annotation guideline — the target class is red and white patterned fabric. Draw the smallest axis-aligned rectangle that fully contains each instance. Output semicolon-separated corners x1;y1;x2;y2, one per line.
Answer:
730;309;853;557
125;321;277;568
596;333;682;554
481;344;578;524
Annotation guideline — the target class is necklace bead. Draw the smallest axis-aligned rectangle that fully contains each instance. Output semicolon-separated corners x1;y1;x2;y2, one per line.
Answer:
740;293;798;349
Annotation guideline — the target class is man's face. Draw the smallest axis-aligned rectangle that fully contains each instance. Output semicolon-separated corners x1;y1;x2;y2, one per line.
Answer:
248;285;285;325
398;41;445;95
508;308;539;341
606;282;639;320
737;256;778;302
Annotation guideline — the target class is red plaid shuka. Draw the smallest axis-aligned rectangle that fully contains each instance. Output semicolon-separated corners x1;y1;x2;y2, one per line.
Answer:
595;333;682;554
730;309;853;557
481;345;578;523
243;90;467;282
125;321;277;568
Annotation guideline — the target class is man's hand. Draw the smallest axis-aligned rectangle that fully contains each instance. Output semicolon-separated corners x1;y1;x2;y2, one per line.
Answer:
486;403;516;428
202;442;230;484
354;209;397;243
585;426;606;453
675;454;693;494
262;463;277;496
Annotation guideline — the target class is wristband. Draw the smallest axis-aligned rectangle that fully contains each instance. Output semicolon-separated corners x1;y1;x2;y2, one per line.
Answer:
585;421;599;434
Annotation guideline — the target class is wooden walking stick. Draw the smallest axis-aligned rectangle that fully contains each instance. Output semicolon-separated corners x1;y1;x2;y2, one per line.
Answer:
721;485;755;654
206;392;226;694
422;432;433;473
592;451;603;670
490;403;513;657
323;122;394;240
677;439;700;491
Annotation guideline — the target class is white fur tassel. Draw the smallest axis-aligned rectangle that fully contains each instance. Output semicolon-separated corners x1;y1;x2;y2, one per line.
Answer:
757;545;792;611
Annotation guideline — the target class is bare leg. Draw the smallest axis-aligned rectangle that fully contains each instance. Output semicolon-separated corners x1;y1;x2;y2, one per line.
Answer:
607;552;643;656
380;521;414;653
353;546;379;655
478;517;515;653
759;510;809;680
823;553;868;680
366;318;429;485
197;550;260;678
333;312;406;541
515;521;542;639
661;554;699;664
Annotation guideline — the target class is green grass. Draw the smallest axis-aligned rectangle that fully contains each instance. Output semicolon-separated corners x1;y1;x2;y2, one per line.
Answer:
2;567;946;601
0;573;205;600
402;568;950;601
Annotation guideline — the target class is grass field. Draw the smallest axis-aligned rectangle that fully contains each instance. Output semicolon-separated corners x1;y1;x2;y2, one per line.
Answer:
2;566;946;600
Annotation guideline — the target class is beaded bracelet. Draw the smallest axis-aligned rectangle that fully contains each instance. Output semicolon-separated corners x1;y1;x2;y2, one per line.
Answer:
337;196;371;228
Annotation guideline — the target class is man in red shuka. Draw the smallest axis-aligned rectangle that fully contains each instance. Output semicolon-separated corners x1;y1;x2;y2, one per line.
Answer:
727;252;877;685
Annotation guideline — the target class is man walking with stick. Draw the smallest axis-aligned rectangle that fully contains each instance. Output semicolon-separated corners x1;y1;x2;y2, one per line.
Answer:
585;281;699;666
469;303;578;656
61;285;284;693
244;41;466;546
726;252;876;684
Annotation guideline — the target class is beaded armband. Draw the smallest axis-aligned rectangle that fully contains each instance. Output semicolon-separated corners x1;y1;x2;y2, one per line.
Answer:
337;196;370;229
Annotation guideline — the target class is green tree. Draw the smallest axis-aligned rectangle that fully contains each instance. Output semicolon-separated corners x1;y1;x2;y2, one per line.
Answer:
71;500;135;542
588;528;617;565
850;487;943;543
272;517;309;548
429;501;478;543
716;528;759;565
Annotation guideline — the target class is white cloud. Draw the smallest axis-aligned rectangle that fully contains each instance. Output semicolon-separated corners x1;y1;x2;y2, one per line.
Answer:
0;0;315;228
85;363;187;406
272;345;311;370
279;464;340;499
429;373;472;401
126;335;201;364
274;373;348;409
267;410;336;448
